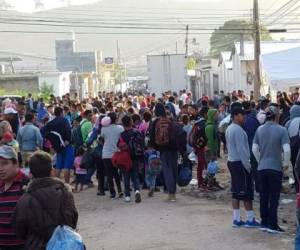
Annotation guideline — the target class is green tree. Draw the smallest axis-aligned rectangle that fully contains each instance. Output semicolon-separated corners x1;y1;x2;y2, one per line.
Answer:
39;81;54;103
210;19;272;58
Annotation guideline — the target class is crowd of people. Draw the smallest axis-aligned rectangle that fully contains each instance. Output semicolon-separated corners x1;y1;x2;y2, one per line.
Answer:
0;88;299;249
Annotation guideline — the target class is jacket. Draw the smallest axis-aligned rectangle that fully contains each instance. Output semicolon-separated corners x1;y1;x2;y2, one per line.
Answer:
17;123;43;152
14;177;78;250
243;111;260;149
205;109;218;153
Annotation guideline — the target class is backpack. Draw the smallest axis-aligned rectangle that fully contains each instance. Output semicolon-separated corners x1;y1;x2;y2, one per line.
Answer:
188;119;207;149
128;130;145;159
147;151;162;176
112;137;132;172
45;131;65;153
80;148;95;170
154;118;171;146
72;121;88;152
218;115;231;134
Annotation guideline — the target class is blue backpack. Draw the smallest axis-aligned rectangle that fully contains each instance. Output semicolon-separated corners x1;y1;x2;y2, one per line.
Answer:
147;151;162;176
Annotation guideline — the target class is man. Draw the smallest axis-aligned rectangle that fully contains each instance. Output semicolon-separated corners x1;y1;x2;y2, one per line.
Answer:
205;109;219;162
226;107;259;228
191;107;209;189
17;113;43;168
81;110;93;144
149;103;185;202
286;104;300;193
242;101;260;193
42;107;73;183
120;115;142;203
25;93;33;113
0;145;28;250
252;105;291;233
14;151;78;250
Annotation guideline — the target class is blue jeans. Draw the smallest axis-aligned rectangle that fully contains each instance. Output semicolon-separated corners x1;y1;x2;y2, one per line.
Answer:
296;208;300;250
146;173;157;189
123;160;140;197
161;150;178;194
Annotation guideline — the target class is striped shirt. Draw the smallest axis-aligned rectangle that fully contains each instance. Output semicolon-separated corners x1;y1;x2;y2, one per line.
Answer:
0;170;27;247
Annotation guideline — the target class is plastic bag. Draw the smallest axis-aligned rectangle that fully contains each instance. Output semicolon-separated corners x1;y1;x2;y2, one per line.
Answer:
46;226;85;250
207;161;219;175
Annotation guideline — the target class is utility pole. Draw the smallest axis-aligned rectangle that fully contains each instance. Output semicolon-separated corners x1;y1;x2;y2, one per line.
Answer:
253;0;261;100
185;25;189;58
116;40;120;63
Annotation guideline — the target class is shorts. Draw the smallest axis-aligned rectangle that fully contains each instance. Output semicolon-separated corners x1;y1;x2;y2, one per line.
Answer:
55;145;75;170
76;174;87;185
228;161;254;201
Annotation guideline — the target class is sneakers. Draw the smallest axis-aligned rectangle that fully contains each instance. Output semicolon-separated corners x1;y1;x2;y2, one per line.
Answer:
267;226;285;234
125;196;131;202
118;192;124;198
232;220;245;228
97;191;105;196
260;224;269;232
168;194;176;202
148;189;154;197
244;219;261;228
135;191;142;203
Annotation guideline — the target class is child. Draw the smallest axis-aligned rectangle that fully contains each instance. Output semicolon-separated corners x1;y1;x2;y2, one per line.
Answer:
145;148;161;197
203;159;223;191
74;147;87;193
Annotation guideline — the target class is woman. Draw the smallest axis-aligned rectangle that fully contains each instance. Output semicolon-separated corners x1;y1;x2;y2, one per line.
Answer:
100;112;124;199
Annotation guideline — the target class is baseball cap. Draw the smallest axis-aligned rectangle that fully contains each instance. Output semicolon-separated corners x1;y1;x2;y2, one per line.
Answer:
231;107;245;117
0;145;18;160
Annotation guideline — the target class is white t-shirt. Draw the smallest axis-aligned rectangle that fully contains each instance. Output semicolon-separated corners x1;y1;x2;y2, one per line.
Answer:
101;124;124;159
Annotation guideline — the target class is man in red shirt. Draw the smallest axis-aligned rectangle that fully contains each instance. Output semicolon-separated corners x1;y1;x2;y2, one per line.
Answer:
0;145;28;250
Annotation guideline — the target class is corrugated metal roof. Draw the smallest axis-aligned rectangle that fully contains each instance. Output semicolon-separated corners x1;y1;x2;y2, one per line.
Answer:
234;40;300;61
0;51;56;73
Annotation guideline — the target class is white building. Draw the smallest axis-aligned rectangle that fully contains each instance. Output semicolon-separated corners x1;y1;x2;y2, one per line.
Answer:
38;71;72;97
231;40;300;95
218;51;233;94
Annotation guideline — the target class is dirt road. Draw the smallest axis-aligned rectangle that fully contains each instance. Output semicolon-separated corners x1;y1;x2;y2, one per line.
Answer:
75;188;293;250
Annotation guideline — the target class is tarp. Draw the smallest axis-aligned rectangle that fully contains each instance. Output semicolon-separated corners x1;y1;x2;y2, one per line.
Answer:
261;47;300;89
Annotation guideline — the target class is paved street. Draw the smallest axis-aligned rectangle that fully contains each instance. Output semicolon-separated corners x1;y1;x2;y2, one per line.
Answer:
76;189;293;250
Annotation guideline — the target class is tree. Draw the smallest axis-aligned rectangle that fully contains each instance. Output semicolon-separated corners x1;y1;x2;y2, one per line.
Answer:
39;81;54;103
210;19;272;58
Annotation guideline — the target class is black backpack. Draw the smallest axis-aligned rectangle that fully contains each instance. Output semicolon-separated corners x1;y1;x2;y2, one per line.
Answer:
128;129;145;159
72;121;88;151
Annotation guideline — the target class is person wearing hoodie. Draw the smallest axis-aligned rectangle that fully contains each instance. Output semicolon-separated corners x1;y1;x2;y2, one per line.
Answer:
14;151;78;250
242;101;260;193
41;107;73;184
149;103;183;202
205;109;219;162
286;104;300;193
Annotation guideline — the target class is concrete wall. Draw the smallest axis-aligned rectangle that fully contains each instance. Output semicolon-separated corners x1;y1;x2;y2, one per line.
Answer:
56;40;97;73
147;54;186;95
0;75;39;93
38;72;71;97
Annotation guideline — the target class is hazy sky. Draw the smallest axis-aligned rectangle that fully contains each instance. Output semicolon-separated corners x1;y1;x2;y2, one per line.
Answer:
0;0;299;73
